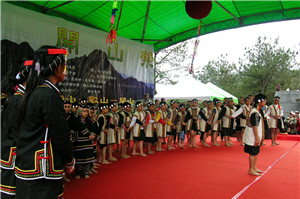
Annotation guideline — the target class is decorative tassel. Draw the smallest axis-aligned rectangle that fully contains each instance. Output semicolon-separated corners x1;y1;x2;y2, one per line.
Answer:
190;21;202;77
106;0;118;44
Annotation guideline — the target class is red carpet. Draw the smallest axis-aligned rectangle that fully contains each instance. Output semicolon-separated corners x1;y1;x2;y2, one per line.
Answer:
238;141;299;199
277;134;300;141
63;136;299;199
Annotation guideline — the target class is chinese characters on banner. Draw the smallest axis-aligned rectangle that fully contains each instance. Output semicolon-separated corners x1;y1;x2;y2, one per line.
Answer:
56;27;79;55
56;27;154;105
1;5;155;107
140;50;154;68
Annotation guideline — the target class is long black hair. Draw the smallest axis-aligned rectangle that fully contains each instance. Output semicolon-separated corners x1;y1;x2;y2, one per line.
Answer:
6;56;33;98
17;46;66;132
2;55;33;114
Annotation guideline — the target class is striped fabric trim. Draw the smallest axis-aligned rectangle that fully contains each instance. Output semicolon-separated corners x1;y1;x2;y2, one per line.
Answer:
17;84;25;94
0;184;16;195
74;147;94;151
44;80;60;93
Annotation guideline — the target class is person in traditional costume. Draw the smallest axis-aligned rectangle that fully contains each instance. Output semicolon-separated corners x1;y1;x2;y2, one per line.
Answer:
144;101;157;154
74;104;95;179
1;57;32;198
260;104;269;145
243;93;266;176
199;101;214;147
63;100;75;182
119;102;132;158
116;103;123;152
143;93;150;109
218;98;236;147
184;99;201;148
296;111;300;135
155;101;172;151
220;97;228;142
71;101;79;117
64;100;89;144
155;99;160;106
248;95;254;106
88;103;101;171
176;104;187;149
266;96;284;146
211;99;222;146
80;97;88;105
128;101;147;157
63;100;90;182
106;102;120;161
199;100;208;142
231;97;251;146
235;97;245;142
15;47;74;199
187;100;193;109
160;98;167;144
118;103;124;113
166;100;178;150
173;101;181;144
97;104;111;164
221;98;228;109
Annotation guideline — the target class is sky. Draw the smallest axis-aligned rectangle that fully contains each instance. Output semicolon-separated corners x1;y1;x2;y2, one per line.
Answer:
156;19;300;94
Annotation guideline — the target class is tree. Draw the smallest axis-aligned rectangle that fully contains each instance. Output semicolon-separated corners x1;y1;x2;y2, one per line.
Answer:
239;36;299;101
154;41;191;93
194;54;241;97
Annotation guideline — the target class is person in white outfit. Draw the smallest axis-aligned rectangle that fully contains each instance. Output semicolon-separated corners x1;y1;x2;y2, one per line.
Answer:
243;93;267;176
266;96;284;146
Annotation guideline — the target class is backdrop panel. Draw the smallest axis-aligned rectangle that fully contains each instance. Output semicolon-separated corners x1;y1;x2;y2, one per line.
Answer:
1;2;154;104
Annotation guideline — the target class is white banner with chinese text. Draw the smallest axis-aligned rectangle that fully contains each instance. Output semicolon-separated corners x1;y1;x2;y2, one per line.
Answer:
1;2;154;104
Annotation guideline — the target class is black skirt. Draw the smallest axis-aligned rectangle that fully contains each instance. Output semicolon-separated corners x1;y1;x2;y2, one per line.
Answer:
205;124;211;133
125;131;131;139
191;121;198;131
167;128;177;136
244;144;260;155
1;169;16;198
145;131;158;143
16;178;63;199
134;130;145;141
236;126;243;131
223;128;233;136
277;119;283;130
99;144;107;148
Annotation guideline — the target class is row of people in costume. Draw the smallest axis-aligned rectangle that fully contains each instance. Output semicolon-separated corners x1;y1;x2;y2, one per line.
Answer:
64;94;285;166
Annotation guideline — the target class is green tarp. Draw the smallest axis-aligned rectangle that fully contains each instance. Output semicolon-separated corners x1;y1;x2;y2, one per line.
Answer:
6;1;300;52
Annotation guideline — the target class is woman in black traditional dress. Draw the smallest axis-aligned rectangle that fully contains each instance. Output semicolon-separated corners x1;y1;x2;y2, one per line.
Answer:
1;57;32;199
16;46;74;199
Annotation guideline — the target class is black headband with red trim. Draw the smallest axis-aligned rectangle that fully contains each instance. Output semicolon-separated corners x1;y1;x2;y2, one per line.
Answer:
15;60;33;83
32;48;68;77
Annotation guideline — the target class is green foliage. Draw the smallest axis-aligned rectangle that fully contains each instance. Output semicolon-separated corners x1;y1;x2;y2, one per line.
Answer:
239;36;299;102
154;41;191;90
194;36;300;104
194;54;241;97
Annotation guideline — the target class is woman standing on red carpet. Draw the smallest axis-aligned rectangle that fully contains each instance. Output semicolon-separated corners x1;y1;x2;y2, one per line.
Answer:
211;98;222;146
184;99;201;148
199;100;214;147
155;101;172;151
243;93;266;176
128;101;147;157
106;102;120;161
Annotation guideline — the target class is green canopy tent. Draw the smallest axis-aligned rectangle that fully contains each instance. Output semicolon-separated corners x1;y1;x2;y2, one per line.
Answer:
6;1;300;52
